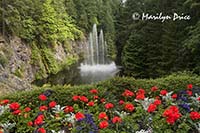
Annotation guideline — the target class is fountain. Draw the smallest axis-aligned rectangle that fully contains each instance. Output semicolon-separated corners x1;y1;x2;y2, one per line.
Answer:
79;24;118;83
34;24;119;86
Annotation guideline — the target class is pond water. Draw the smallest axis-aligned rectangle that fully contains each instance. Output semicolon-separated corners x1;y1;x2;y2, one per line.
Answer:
34;62;120;86
34;24;120;86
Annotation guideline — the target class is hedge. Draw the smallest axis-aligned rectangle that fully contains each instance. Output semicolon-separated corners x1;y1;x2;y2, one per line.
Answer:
1;72;200;108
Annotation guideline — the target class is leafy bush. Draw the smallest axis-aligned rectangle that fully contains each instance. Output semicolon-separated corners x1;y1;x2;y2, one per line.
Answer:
0;82;200;133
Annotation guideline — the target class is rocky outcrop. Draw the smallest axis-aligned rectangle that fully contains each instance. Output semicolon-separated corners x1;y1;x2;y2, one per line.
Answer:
9;36;34;82
0;71;31;95
0;35;86;94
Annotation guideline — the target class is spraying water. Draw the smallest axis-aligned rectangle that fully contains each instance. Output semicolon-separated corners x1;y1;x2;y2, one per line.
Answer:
80;24;118;83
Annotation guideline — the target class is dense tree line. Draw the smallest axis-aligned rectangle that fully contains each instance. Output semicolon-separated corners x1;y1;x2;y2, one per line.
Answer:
116;0;200;78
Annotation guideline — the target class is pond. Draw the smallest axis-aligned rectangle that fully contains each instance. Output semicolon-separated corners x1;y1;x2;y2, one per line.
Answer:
34;24;120;86
33;62;120;86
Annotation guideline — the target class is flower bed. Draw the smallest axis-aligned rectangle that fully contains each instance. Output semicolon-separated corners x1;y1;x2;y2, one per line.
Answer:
0;83;200;133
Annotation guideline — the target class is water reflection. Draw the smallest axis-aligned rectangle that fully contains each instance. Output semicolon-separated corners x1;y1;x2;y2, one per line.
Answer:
33;62;119;86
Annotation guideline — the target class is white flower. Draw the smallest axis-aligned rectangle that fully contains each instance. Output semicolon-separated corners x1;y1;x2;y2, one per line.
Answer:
62;113;76;126
161;91;173;101
0;121;16;132
0;105;9;116
136;128;153;133
52;105;66;114
135;98;154;110
114;110;129;118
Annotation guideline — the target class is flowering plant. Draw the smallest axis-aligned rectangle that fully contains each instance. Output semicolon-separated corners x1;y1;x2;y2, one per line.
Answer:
0;85;199;133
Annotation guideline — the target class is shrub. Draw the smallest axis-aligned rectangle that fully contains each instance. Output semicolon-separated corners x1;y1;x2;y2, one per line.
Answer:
0;83;200;132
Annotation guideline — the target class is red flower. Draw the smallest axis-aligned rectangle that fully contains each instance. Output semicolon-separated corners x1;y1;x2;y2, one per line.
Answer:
9;102;20;110
49;101;57;108
163;106;181;125
190;111;200;120
24;107;31;112
75;112;85;120
112;116;122;123
90;89;98;94
147;104;157;113
171;94;177;99
105;103;114;109
93;95;99;99
187;84;193;89
39;94;47;101
38;114;45;120
98;112;108;120
100;98;106;103
38;128;46;133
79;96;88;103
72;95;79;101
34;116;43;126
99;120;109;129
27;121;33;127
12;110;21;115
197;97;200;101
122;89;134;97
119;100;125;105
136;94;145;100
160;90;168;96
88;101;95;106
137;89;146;95
151;86;158;92
39;106;48;111
64;106;74;113
155;96;160;99
187;90;192;96
1;99;9;105
34;114;44;126
124;103;135;112
153;99;161;106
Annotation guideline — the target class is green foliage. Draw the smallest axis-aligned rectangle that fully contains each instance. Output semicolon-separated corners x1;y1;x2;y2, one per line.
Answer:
2;72;200;105
117;0;200;78
0;73;200;132
30;42;48;80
